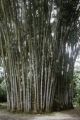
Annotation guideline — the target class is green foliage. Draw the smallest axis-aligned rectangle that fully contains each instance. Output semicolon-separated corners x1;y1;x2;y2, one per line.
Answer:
0;80;7;102
0;77;3;84
73;72;80;107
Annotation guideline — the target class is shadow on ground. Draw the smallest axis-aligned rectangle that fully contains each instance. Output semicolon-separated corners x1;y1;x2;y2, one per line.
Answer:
0;104;80;120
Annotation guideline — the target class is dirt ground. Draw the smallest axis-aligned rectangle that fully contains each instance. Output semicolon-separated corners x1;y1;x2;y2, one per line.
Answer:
0;106;80;120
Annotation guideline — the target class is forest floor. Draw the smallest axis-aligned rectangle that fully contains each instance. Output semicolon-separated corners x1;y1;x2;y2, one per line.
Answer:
0;104;80;120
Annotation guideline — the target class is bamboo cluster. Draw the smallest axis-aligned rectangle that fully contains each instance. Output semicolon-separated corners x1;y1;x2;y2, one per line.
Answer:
0;0;80;112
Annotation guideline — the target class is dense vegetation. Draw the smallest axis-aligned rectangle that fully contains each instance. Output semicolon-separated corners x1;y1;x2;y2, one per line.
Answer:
73;72;80;107
0;80;7;102
0;67;7;102
0;0;80;113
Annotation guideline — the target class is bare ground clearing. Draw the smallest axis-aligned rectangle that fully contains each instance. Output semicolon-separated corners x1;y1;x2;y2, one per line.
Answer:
0;107;80;120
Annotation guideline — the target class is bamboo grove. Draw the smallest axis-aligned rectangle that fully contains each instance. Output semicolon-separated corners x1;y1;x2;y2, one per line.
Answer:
0;0;80;112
